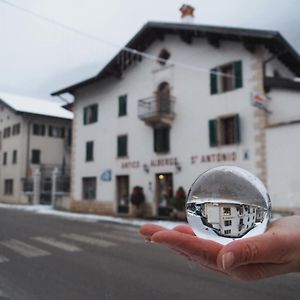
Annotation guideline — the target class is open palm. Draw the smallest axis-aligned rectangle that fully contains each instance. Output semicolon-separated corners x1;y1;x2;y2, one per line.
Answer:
140;216;300;280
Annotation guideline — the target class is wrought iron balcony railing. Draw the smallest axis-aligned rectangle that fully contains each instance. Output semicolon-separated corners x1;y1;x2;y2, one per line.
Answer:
138;96;175;126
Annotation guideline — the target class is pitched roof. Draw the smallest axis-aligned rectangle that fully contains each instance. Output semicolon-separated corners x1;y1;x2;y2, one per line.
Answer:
51;21;300;96
0;92;73;120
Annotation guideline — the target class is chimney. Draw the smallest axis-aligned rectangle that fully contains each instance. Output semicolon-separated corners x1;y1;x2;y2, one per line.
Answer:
179;4;195;23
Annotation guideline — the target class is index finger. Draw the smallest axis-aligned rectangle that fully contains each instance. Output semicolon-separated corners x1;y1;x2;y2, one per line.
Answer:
217;232;290;271
152;230;223;269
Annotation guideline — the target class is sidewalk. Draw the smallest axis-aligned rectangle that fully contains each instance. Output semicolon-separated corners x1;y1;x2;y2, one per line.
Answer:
0;203;187;229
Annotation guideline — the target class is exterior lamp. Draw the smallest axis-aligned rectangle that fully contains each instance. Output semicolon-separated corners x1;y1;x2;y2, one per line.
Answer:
143;164;150;173
175;161;182;172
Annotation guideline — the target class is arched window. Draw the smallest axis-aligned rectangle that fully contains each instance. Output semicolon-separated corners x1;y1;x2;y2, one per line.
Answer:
158;48;171;65
156;82;171;113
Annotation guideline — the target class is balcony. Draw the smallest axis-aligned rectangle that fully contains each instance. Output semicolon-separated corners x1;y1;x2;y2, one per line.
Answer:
138;96;175;126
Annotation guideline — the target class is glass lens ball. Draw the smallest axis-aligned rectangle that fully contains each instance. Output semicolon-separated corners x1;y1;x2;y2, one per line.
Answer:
186;166;271;245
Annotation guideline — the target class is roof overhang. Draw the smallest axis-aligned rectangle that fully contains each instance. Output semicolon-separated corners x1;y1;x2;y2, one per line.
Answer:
51;21;300;96
264;77;300;92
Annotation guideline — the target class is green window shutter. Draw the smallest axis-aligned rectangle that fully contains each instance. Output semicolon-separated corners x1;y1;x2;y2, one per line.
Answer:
92;104;98;123
83;107;87;124
209;119;218;147
118;136;127;157
234;114;241;144
154;127;170;153
48;126;53;137
154;129;158;152
118;95;127;116
233;61;243;89
162;127;170;153
32;150;40;164
86;141;94;161
210;68;218;95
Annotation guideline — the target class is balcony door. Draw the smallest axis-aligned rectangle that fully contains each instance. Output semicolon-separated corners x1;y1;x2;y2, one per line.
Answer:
156;82;170;113
116;175;129;214
156;173;173;217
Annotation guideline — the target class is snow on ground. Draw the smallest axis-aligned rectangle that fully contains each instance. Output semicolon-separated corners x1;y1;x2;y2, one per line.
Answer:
0;203;186;229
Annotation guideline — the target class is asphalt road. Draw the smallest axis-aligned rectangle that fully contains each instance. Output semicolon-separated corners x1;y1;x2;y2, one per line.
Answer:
0;208;299;300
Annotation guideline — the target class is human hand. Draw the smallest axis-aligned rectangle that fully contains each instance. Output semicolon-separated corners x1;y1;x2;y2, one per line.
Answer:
140;216;300;280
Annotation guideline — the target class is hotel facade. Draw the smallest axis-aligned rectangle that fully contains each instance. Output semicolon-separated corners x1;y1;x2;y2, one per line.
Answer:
52;21;300;217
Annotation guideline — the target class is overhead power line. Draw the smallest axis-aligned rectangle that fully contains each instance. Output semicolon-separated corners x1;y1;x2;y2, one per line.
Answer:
0;0;235;78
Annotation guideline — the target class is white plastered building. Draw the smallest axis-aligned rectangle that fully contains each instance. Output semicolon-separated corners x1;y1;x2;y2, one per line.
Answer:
0;93;73;204
52;21;300;217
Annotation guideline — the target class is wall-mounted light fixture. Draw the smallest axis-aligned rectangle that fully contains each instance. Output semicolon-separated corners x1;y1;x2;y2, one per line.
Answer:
175;161;182;172
143;164;150;173
148;181;152;191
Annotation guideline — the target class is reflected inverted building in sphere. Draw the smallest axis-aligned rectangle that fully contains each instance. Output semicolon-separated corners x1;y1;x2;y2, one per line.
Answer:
186;166;271;245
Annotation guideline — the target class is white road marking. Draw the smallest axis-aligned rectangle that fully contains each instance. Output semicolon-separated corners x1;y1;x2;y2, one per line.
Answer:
91;232;142;244
0;239;50;258
32;236;81;252
0;255;9;263
61;233;115;248
102;224;139;233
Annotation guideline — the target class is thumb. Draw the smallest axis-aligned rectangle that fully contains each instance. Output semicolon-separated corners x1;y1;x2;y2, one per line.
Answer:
217;233;289;271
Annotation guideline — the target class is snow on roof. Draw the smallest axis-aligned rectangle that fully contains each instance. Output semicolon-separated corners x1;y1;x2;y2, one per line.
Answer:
0;92;73;120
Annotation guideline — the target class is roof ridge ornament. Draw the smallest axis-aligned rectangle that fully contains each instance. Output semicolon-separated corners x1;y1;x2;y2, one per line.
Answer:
179;4;195;23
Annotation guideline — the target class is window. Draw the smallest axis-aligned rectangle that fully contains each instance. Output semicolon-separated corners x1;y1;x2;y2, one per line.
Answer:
12;150;17;164
210;60;243;94
31;149;41;164
12;123;20;135
118;95;127;117
3;152;7;165
158;48;171;65
154;126;170;153
4;179;13;195
117;135;128;157
33;124;45;136
239;218;243;225
86;141;94;161
224;220;232;226
67;128;72;146
223;207;231;216
83;104;98;125
82;177;96;200
224;229;231;235
49;126;65;138
3;127;11;138
209;114;240;147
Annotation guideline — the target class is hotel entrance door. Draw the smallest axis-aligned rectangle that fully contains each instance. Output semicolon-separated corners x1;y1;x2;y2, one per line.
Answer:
156;173;173;217
116;175;129;214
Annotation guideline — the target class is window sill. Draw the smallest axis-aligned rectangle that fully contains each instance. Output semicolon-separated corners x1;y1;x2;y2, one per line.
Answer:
116;156;129;159
211;87;243;96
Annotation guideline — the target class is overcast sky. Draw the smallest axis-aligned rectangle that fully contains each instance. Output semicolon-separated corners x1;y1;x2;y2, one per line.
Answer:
0;0;299;101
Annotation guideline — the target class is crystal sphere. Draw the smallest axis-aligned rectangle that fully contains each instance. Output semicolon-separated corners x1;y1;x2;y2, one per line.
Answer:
186;166;271;245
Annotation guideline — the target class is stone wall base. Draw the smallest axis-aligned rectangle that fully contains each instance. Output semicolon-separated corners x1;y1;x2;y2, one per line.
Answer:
70;200;114;215
70;200;156;218
0;195;30;204
129;202;154;218
54;196;71;211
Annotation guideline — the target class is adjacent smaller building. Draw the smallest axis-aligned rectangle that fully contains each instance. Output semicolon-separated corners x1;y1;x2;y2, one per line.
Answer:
0;93;73;204
187;200;266;238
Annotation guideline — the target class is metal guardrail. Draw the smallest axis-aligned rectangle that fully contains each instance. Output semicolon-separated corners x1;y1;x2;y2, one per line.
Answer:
138;96;175;120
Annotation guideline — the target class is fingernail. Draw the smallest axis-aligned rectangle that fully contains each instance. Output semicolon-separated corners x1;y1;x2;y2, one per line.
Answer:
222;252;235;270
144;237;151;243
